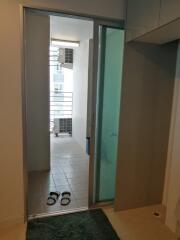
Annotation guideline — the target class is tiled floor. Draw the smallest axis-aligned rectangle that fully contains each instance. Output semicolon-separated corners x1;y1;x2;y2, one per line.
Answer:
28;135;89;216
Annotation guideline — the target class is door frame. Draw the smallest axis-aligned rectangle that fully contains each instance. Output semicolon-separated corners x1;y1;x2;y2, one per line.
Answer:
20;4;124;220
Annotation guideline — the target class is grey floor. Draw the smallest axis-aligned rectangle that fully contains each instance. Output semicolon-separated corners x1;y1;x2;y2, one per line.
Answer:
28;135;89;216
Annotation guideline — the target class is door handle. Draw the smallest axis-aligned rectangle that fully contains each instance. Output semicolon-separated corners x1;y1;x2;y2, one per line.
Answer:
111;133;118;137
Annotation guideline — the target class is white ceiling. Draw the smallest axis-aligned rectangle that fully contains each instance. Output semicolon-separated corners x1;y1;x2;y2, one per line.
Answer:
50;16;93;42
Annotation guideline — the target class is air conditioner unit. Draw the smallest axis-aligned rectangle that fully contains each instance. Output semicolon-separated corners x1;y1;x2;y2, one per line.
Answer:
54;118;72;136
59;48;73;69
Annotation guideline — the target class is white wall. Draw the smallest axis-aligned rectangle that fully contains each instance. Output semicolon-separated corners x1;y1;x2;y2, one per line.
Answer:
165;42;180;233
50;16;94;42
26;11;50;172
0;0;125;227
72;40;89;151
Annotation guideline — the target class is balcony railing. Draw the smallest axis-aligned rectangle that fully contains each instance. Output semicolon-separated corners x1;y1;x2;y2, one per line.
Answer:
49;91;73;131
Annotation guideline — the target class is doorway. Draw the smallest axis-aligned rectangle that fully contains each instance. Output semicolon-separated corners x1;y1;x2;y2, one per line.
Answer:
24;8;125;218
49;16;93;211
26;11;93;216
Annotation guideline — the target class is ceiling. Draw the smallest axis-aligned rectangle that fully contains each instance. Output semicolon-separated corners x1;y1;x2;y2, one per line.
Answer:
50;16;93;42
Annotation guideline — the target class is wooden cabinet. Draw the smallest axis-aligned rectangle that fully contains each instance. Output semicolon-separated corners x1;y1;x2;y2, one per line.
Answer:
115;41;177;211
126;0;161;41
160;0;180;25
126;0;180;42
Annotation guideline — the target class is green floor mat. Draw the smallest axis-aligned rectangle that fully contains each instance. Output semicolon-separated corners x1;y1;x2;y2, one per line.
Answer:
27;209;120;240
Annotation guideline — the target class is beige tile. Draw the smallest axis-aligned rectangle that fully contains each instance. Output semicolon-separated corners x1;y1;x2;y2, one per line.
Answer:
53;178;69;186
69;182;88;192
73;189;88;200
55;184;72;194
62;166;76;173
62;168;78;174
65;171;88;179
50;169;65;176
67;178;88;186
76;198;88;208
28;135;89;215
28;193;61;216
46;204;61;214
52;174;67;181
52;171;67;176
59;197;78;211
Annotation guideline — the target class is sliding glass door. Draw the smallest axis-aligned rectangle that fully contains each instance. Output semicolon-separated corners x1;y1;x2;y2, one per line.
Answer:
94;25;124;202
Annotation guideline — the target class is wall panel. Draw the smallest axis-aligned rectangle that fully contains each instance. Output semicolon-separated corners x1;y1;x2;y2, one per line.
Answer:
115;41;177;210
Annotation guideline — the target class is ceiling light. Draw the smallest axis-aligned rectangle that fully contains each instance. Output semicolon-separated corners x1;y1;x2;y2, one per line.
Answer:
51;39;80;48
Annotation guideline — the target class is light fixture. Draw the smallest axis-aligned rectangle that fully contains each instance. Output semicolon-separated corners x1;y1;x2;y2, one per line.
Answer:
51;38;80;48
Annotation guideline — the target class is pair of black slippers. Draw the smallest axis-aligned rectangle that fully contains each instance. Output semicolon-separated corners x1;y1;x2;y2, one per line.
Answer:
47;191;71;206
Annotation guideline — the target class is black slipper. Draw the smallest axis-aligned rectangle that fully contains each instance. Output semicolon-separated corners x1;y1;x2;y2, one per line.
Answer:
60;191;71;206
61;191;71;197
47;196;56;206
47;191;60;206
49;191;60;199
60;197;71;206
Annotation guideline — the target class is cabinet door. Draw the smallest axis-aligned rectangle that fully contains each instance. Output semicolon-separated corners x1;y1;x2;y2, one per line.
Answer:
126;0;161;41
160;0;180;26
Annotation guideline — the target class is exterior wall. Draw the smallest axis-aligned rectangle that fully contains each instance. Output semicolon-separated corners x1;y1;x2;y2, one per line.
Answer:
0;0;125;227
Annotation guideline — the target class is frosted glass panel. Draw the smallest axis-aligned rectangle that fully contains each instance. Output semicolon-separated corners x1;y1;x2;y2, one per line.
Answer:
95;27;124;201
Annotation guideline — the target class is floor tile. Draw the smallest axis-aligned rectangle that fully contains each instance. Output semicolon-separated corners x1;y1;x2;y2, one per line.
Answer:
53;178;69;187
28;135;89;216
67;178;88;186
76;198;88;208
55;184;72;194
69;182;88;192
73;189;88;200
59;197;78;211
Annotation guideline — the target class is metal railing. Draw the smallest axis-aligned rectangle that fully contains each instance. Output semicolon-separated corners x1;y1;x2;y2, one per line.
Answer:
49;91;73;131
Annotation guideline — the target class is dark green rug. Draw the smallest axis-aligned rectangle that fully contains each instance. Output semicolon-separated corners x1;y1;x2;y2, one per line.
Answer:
27;209;120;240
